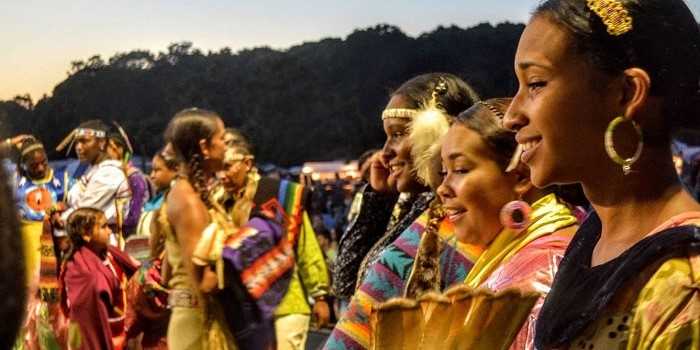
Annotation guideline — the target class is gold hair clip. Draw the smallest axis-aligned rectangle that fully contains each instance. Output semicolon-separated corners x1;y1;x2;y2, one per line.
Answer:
381;108;418;120
587;0;633;36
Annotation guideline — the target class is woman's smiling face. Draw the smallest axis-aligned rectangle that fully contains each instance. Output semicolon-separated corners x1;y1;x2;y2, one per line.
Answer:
437;124;518;244
381;94;426;194
504;15;618;187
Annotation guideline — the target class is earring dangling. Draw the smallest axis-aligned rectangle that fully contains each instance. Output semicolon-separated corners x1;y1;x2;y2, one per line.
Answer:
500;200;532;233
604;116;643;175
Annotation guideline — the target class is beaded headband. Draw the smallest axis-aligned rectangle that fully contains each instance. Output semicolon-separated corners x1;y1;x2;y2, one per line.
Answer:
477;101;505;119
56;127;107;154
477;100;521;172
381;108;418;120
21;143;44;157
586;0;633;36
381;78;448;121
75;128;107;138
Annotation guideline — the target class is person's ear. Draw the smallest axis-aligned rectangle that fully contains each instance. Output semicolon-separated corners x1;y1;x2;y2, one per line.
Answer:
510;162;533;199
199;139;210;159
244;158;253;172
621;68;651;121
98;139;108;152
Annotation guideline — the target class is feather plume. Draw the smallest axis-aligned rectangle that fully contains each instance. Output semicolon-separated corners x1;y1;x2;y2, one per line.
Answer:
409;104;450;190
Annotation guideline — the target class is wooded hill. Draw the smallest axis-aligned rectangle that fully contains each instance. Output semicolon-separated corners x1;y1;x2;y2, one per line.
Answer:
0;22;525;165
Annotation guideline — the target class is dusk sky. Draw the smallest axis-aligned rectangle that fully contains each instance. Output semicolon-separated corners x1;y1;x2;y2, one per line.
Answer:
3;0;699;101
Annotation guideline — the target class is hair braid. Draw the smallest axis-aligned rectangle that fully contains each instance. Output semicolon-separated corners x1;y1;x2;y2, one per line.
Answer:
187;153;210;205
404;198;446;298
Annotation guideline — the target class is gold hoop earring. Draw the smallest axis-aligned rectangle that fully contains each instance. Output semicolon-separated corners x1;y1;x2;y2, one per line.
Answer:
604;116;643;175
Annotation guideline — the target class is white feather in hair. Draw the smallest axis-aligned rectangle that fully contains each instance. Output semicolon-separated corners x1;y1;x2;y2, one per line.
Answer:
409;103;450;190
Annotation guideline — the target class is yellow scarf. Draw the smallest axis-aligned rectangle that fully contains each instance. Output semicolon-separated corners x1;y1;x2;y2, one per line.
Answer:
463;193;578;288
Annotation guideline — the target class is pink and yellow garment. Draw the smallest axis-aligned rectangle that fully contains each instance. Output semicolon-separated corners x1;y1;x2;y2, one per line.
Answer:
470;194;577;350
367;194;578;350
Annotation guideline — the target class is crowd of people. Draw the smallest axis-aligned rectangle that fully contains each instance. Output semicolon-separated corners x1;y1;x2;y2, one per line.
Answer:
2;0;700;349
7;113;332;350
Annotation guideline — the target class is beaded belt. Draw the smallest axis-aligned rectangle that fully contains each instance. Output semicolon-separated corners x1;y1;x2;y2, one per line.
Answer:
168;288;199;308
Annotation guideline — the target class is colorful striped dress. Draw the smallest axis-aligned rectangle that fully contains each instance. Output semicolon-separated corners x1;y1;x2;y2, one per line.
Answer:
324;211;482;350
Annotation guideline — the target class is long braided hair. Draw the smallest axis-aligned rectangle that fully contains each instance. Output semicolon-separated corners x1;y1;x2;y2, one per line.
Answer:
404;197;446;298
164;108;222;204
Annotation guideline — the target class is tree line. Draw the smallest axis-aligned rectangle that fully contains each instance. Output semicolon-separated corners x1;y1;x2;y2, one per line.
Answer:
0;22;525;166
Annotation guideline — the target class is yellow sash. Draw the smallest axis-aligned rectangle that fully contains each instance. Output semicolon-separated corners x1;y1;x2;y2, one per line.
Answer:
463;194;578;288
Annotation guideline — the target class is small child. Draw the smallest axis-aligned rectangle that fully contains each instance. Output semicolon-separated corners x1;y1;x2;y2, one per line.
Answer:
60;207;138;350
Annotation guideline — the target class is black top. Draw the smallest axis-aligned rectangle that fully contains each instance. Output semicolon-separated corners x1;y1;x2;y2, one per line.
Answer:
535;211;700;349
332;183;397;299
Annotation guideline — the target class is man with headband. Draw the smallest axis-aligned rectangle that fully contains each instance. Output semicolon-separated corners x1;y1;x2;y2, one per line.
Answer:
57;119;131;246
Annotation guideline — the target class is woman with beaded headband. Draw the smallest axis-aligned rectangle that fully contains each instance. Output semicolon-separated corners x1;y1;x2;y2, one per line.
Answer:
502;0;700;348
325;73;480;350
368;99;583;350
160;108;235;350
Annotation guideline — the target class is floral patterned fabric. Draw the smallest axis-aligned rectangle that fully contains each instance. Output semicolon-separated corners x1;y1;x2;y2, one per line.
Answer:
537;211;700;350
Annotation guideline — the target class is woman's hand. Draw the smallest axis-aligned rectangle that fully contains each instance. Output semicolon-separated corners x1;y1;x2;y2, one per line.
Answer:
312;296;331;328
7;134;32;147
369;154;395;194
199;265;219;294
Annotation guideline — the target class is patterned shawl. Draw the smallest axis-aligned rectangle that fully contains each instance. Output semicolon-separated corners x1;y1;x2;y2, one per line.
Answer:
324;210;481;350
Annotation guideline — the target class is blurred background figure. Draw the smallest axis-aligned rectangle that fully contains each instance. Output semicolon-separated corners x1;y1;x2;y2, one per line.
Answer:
0;138;28;349
7;135;69;349
673;137;700;200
